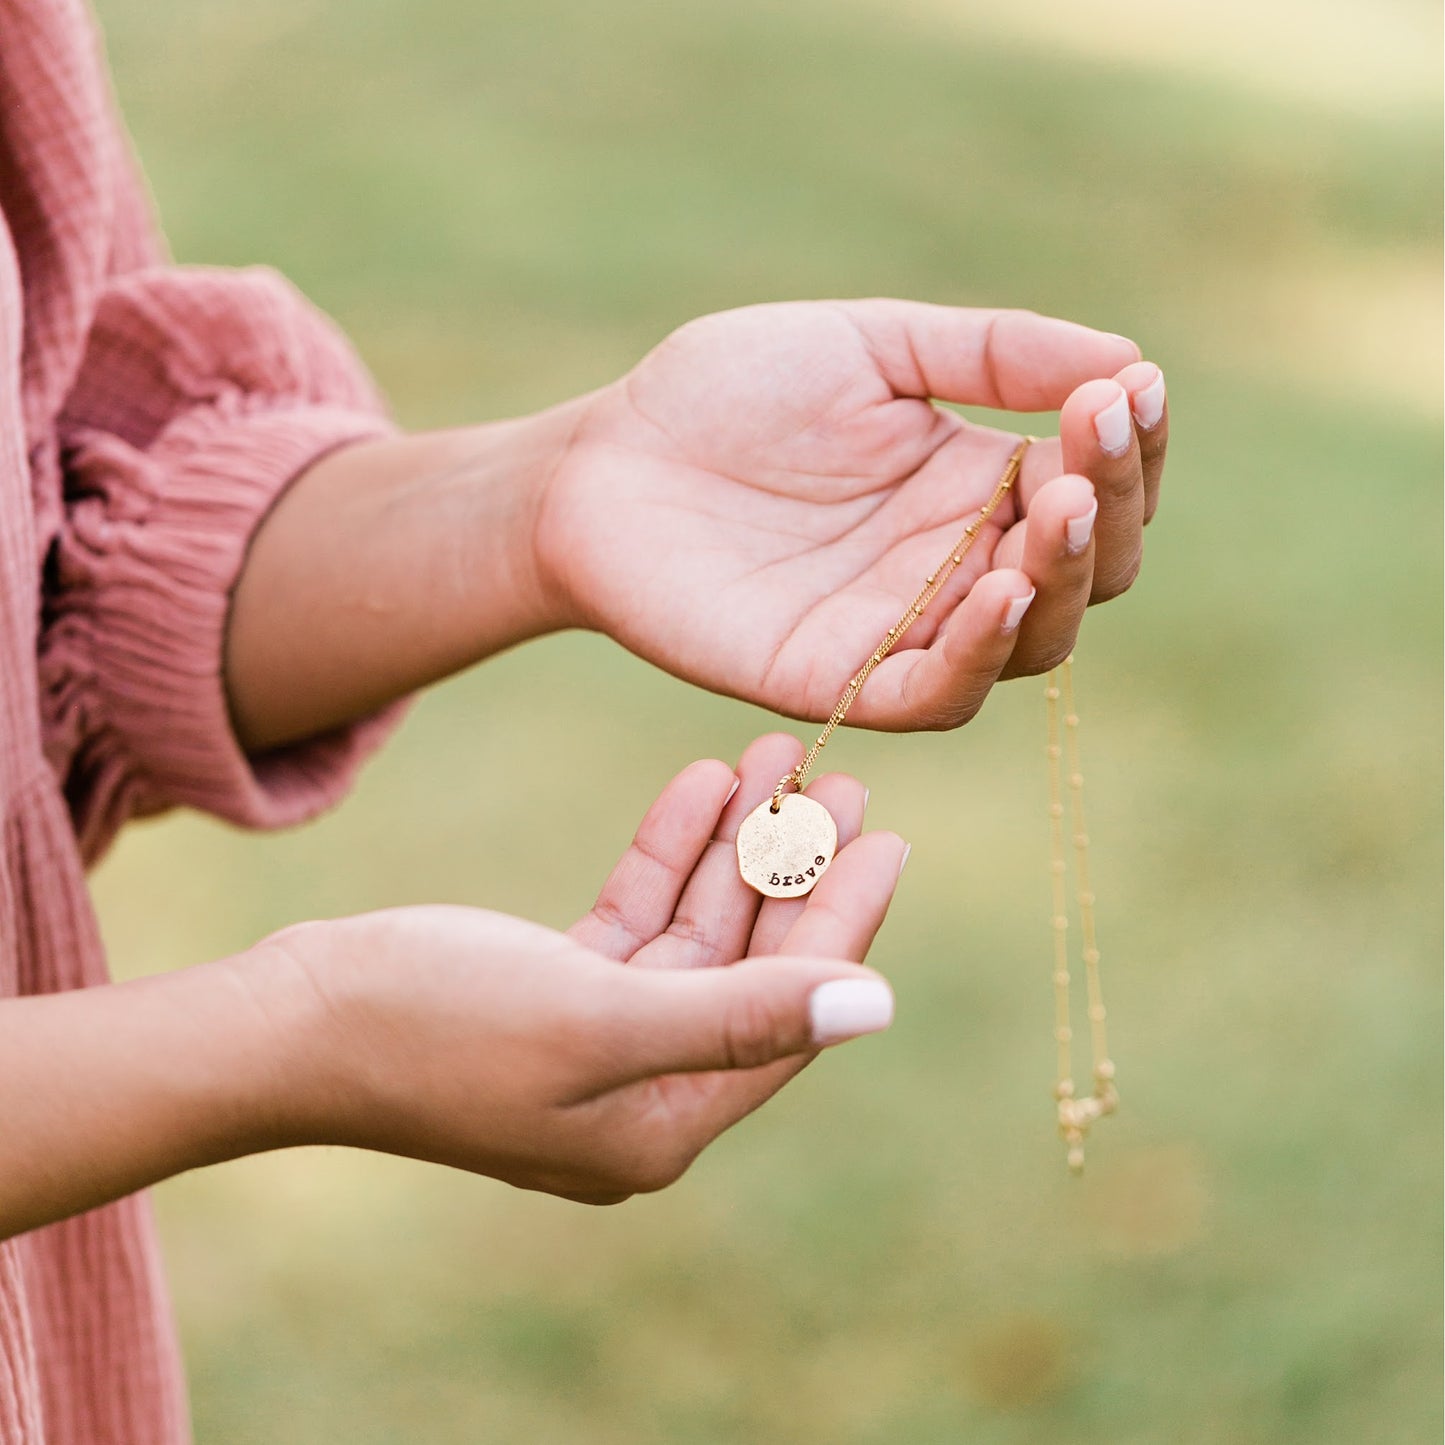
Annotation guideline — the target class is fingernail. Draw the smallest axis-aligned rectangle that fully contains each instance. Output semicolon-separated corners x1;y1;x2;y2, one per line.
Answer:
809;978;895;1046
1093;386;1132;456
725;777;741;804
1131;368;1166;430
1065;500;1098;555
898;843;912;878
863;787;871;810
1002;589;1036;634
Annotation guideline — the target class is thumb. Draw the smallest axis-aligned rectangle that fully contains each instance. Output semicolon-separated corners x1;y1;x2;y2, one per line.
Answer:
597;957;895;1085
838;300;1140;412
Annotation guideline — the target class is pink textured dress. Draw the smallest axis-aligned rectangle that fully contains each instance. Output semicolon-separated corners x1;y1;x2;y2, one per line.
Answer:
1;2;400;1439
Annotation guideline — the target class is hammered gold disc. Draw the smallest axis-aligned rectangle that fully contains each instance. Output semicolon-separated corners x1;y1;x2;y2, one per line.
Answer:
736;793;838;899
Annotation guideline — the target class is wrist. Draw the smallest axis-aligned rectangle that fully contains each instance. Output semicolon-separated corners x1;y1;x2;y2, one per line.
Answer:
241;913;447;1158
442;385;607;639
525;378;623;633
227;925;361;1153
226;389;606;750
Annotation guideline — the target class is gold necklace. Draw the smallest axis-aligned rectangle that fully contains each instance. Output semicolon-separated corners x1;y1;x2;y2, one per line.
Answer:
1044;655;1117;1172
734;437;1117;1171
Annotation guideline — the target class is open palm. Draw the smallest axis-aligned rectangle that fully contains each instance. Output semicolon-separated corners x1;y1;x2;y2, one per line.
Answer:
539;300;1167;730
290;735;901;1206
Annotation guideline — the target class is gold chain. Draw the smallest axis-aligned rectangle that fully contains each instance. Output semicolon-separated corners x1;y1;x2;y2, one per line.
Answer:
762;434;1117;1172
769;437;1035;813
1045;656;1116;1172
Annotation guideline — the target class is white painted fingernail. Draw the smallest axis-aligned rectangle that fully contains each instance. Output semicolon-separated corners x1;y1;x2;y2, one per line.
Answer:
1002;589;1036;634
1065;500;1098;555
725;777;741;804
809;978;895;1046
1131;368;1166;430
898;843;912;878
1093;386;1132;456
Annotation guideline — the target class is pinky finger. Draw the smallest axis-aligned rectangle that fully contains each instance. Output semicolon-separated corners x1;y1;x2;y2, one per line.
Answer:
844;568;1037;732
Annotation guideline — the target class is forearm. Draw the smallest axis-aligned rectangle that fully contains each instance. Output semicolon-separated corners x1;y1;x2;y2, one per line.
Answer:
0;951;319;1239
225;391;601;752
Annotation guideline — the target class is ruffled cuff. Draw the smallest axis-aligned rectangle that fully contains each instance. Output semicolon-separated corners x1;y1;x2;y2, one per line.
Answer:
42;400;406;863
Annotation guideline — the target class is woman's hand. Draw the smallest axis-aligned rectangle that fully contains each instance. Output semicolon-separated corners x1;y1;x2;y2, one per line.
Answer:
264;735;904;1204
539;300;1168;730
0;739;898;1238
229;298;1165;750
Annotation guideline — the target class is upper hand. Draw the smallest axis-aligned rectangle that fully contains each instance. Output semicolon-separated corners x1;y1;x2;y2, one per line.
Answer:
537;300;1168;730
262;736;905;1204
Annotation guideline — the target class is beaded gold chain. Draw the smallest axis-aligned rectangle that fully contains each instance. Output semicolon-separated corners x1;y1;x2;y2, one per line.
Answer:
768;437;1034;813
1045;656;1116;1172
733;435;1117;1170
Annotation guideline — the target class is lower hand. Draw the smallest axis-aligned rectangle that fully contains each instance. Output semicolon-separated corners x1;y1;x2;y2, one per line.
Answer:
264;736;905;1204
539;300;1168;730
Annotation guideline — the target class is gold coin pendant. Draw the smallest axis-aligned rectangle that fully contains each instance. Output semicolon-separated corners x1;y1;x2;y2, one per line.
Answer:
736;793;838;899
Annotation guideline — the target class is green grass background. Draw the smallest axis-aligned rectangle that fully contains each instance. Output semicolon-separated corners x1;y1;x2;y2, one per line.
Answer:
90;0;1441;1440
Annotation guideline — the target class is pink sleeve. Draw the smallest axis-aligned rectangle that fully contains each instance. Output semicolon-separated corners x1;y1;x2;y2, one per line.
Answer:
42;263;407;861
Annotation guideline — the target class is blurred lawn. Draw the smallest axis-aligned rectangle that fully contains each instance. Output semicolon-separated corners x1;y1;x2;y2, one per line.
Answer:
91;0;1441;1441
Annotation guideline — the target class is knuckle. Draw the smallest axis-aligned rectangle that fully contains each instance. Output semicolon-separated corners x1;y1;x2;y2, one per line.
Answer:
1092;551;1143;602
1096;457;1141;495
1006;640;1074;679
255;919;334;974
721;990;790;1070
937;703;977;731
1140;427;1169;463
901;661;980;733
1034;641;1077;674
586;896;649;956
911;685;976;731
666;912;716;954
936;684;991;730
660;313;713;353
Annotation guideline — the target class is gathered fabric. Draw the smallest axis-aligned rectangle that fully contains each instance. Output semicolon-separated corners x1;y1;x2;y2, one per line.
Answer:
0;1;402;1438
